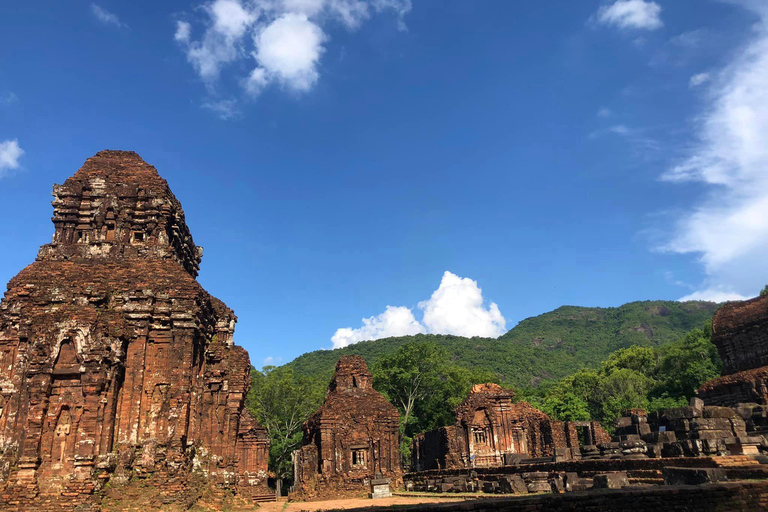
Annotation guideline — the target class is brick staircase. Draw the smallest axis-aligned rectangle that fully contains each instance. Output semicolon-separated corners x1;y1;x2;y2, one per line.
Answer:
251;493;277;503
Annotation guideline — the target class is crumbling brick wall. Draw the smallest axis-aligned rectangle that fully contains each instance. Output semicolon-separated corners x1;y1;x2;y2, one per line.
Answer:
413;384;606;470
0;151;269;511
699;294;768;406
292;356;402;500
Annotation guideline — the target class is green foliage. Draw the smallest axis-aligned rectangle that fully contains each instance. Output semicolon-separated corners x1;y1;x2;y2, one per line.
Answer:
521;322;722;429
246;366;325;486
371;342;498;462
540;392;591;422
285;300;719;388
761;285;768;297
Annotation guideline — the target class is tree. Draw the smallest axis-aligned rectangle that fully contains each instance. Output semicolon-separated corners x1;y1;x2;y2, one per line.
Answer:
600;346;659;377
596;368;653;423
653;324;720;399
761;285;768;297
541;392;591;421
246;366;325;496
372;341;499;463
371;343;447;437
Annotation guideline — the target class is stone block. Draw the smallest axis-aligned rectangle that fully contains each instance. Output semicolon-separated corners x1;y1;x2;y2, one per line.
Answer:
370;478;393;499
663;467;727;486
662;407;697;421
593;472;629;489
643;431;677;444
503;453;526;466
703;406;738;419
646;443;662;458
522;472;550;494
690;397;704;416
691;417;734;431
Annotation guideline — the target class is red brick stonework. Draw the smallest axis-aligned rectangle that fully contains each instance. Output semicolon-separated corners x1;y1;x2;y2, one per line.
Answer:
292;356;402;500
412;384;609;471
0;151;269;511
699;294;768;406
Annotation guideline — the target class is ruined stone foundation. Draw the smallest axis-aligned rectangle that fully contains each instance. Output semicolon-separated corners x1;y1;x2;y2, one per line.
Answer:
0;151;269;511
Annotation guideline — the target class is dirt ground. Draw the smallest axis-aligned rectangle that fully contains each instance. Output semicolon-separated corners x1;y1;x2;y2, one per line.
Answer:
257;495;468;512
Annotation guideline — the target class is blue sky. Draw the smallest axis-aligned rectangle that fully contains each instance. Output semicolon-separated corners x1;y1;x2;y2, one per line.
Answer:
2;0;768;368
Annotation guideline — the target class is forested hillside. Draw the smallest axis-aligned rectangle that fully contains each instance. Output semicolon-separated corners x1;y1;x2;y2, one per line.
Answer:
284;300;719;388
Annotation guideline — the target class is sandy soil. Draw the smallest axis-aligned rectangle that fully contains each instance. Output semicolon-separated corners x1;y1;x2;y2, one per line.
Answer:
258;495;468;512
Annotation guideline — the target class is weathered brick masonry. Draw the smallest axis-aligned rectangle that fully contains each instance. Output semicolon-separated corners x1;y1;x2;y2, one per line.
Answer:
0;151;269;511
292;356;402;500
412;384;609;471
700;294;768;406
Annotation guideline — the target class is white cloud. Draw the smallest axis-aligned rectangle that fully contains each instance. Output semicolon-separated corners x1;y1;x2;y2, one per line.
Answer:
590;124;660;154
253;13;326;92
201;98;241;119
0;139;24;176
175;21;192;43
594;0;663;31
689;72;711;88
175;0;410;112
678;288;749;302
263;356;283;365
330;271;506;348
419;271;506;338
209;0;257;38
660;1;768;300
331;306;425;349
90;4;126;28
597;107;613;118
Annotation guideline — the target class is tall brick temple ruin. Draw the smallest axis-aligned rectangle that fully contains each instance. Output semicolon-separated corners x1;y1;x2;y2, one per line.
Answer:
699;293;768;407
0;151;269;510
292;356;402;499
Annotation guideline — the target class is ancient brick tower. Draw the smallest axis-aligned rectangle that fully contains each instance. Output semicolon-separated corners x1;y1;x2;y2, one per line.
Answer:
0;151;268;507
293;356;402;499
699;294;768;406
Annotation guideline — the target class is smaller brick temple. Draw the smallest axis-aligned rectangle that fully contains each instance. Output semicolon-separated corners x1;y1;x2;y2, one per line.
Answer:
699;293;768;406
292;356;402;499
412;383;609;471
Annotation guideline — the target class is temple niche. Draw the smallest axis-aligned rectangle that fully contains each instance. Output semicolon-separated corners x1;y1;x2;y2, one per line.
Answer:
412;383;609;471
292;356;402;500
0;150;269;510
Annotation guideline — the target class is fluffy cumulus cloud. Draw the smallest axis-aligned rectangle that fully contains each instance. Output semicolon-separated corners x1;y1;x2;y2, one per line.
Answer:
0;139;24;176
419;271;506;338
90;4;126;28
330;271;506;349
175;0;411;113
594;0;663;31
331;306;425;349
254;13;326;92
660;1;768;302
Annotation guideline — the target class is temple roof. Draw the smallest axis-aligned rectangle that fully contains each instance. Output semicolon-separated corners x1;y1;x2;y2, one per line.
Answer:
69;150;167;189
38;150;203;278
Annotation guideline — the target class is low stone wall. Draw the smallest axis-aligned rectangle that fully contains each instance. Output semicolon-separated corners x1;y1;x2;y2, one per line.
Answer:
338;481;768;512
405;456;722;493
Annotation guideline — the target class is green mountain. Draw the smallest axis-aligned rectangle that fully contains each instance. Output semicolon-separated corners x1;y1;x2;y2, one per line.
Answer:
284;300;720;388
